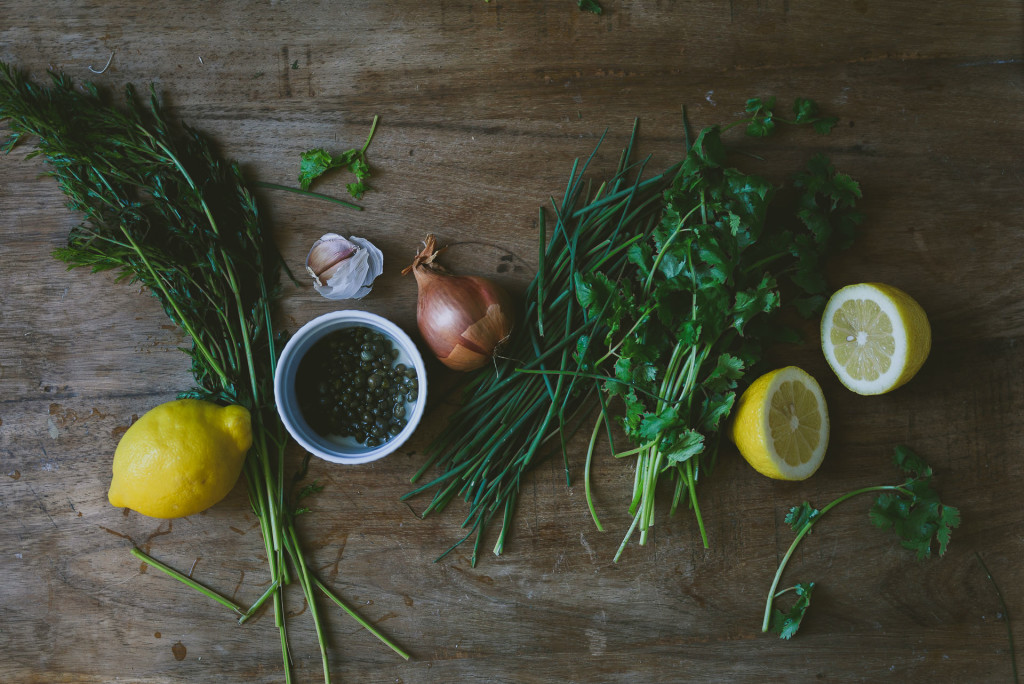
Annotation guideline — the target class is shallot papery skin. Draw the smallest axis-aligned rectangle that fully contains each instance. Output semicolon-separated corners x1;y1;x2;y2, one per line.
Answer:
403;235;514;372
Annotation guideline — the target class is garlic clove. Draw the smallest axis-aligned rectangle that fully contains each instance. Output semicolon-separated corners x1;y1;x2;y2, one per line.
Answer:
306;233;356;285
306;233;384;300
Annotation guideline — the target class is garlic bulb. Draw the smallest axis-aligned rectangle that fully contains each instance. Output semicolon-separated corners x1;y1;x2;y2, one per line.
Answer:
306;234;383;300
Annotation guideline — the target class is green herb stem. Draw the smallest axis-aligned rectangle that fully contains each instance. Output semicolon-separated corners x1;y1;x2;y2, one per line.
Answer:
130;547;246;615
975;552;1019;684
0;64;403;680
254;180;364;210
762;484;907;633
583;413;605;531
315;577;411;660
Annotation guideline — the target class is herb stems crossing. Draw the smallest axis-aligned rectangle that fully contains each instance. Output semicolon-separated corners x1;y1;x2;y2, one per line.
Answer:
0;62;405;681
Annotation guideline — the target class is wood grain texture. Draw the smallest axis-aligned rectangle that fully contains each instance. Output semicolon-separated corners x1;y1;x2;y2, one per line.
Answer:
1;1;1022;682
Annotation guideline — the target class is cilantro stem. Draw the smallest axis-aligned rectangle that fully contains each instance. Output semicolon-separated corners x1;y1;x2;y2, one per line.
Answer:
642;204;701;294
762;484;908;633
254;181;364;210
612;440;658;458
684;459;707;547
360;114;380;154
584;414;605;531
613;509;643;562
513;368;683;405
593;307;656;367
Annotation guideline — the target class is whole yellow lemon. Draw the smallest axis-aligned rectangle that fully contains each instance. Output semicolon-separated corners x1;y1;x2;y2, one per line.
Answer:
108;398;252;518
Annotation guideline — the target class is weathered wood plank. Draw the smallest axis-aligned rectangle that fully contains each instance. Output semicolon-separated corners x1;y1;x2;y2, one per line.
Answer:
1;1;1021;682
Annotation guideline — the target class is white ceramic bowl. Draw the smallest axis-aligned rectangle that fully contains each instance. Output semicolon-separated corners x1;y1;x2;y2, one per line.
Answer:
274;310;427;465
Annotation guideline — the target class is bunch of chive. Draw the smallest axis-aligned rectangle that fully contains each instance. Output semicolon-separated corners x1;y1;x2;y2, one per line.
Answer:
403;121;683;565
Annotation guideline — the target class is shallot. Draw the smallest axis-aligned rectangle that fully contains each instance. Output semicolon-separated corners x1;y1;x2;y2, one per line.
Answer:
402;234;514;371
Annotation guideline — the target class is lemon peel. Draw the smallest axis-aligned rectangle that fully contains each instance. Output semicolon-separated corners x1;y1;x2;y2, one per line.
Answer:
820;282;931;396
729;366;829;481
108;398;252;518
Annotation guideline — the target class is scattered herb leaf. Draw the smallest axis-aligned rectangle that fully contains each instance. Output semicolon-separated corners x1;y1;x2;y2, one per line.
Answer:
770;582;815;640
299;114;379;197
763;445;960;638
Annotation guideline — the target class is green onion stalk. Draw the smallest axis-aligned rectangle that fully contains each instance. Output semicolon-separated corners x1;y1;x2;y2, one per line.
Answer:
403;121;680;565
0;63;408;681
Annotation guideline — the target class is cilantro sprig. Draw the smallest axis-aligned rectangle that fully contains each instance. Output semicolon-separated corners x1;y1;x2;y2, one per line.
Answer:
741;96;839;137
575;98;862;560
298;114;379;198
764;445;961;638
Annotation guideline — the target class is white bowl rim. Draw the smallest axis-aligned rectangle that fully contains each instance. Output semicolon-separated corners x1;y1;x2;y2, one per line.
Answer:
273;309;427;465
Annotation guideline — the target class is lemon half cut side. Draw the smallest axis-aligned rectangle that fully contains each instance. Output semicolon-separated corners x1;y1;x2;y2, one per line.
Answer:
730;366;830;481
820;282;931;396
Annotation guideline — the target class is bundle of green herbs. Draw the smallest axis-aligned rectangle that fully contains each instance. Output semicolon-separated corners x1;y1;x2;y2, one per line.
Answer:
578;98;864;559
0;62;405;682
406;97;863;563
403;120;675;564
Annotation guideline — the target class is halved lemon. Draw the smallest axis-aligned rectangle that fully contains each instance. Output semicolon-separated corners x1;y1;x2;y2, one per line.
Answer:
729;366;829;481
820;283;931;396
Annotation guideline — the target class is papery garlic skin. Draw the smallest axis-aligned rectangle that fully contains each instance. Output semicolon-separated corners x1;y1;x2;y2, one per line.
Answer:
306;233;383;300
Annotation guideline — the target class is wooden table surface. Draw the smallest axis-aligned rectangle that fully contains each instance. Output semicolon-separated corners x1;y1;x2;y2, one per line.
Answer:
1;2;1021;682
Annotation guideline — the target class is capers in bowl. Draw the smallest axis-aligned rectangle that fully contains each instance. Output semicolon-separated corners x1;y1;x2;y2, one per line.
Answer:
295;326;417;447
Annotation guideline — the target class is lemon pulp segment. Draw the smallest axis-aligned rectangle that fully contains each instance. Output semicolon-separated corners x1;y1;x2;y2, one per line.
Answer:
829;297;895;382
768;379;824;467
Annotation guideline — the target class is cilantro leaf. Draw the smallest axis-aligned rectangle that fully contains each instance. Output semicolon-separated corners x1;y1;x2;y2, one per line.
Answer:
578;0;602;14
698;392;735;432
638;406;679;442
764;446;960;638
869;445;960;560
770;582;815;639
297;116;378;197
702;353;745;393
784;502;821;531
793;98;838;134
892;443;933;478
744;97;777;137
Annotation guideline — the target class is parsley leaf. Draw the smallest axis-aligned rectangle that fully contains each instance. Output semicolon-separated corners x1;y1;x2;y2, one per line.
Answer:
298;115;379;198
